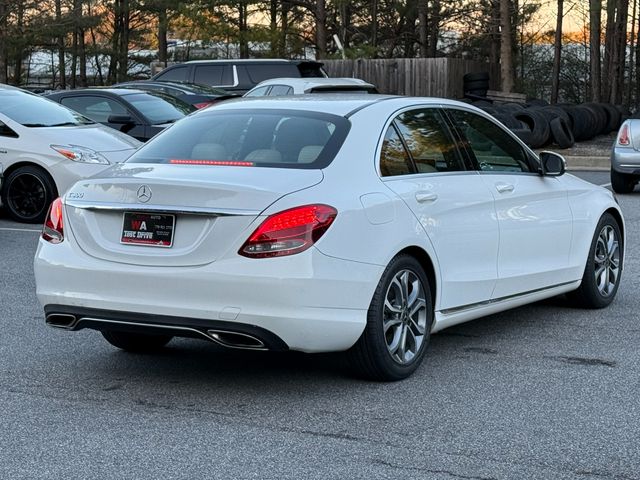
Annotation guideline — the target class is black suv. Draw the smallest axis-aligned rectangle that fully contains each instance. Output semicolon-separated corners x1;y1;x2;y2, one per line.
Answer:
151;59;326;94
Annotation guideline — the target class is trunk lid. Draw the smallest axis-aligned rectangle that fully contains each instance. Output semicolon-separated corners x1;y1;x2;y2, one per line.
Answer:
64;163;323;266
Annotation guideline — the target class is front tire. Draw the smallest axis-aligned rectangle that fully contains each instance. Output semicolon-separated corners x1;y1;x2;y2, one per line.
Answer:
1;165;57;223
611;169;636;194
568;213;623;308
348;255;433;381
102;330;173;352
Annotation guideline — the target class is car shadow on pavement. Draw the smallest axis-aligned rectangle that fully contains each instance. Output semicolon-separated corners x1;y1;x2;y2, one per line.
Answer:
78;294;587;390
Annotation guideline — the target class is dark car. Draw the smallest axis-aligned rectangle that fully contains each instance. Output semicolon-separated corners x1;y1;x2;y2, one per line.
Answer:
151;59;326;94
45;89;195;142
112;81;239;109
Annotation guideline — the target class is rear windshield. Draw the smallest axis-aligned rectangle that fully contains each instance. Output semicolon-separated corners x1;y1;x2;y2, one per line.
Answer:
1;90;93;127
125;92;194;124
126;109;350;169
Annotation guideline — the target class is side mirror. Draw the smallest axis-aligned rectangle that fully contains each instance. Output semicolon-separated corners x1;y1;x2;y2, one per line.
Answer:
539;151;566;176
107;114;135;125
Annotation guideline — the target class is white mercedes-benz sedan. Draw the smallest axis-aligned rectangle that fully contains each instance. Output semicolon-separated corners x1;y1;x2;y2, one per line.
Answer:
34;96;625;381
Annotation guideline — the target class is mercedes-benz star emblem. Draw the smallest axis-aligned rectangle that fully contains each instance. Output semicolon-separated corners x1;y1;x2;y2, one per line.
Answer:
136;185;152;203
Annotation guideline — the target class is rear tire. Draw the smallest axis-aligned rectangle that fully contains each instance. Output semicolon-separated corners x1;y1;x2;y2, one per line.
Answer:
567;213;623;309
102;330;173;352
611;169;636;194
1;165;57;223
348;255;433;381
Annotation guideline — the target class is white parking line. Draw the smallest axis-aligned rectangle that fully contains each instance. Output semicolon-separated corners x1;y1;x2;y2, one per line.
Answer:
0;227;40;233
600;182;612;188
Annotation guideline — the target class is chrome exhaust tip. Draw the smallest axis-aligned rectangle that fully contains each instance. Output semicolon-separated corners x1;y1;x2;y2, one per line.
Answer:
46;313;78;329
207;329;266;350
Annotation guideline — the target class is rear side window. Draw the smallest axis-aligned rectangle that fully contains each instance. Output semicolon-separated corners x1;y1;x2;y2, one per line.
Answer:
394;109;465;173
246;64;300;83
380;125;413;176
194;65;233;86
244;86;270;97
60;96;128;123
126;110;350;169
156;66;188;82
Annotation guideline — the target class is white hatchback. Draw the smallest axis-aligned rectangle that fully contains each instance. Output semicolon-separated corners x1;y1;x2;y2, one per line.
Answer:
34;96;625;380
0;85;141;223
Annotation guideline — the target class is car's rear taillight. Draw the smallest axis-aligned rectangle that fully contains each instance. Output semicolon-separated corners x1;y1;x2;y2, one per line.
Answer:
194;102;214;109
42;197;64;244
239;204;337;258
618;124;631;146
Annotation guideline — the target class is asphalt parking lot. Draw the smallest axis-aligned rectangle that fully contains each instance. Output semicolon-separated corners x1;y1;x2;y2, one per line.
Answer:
1;170;638;479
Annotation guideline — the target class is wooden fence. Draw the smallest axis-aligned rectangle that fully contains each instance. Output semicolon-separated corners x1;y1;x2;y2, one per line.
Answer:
322;58;500;99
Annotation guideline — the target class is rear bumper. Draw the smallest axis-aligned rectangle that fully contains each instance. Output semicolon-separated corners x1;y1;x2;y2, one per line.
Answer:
611;148;640;175
34;238;382;353
44;305;290;351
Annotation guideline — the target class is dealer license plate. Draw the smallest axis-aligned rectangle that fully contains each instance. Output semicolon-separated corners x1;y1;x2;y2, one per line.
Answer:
121;212;175;247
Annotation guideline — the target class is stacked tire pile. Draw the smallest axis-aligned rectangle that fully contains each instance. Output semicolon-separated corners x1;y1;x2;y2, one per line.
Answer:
463;72;490;98
462;73;626;149
471;99;626;149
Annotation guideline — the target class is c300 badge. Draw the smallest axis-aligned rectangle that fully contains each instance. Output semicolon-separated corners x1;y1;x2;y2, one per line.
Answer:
136;185;152;203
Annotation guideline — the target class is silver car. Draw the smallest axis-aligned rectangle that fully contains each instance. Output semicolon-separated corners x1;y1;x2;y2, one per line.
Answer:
611;119;640;193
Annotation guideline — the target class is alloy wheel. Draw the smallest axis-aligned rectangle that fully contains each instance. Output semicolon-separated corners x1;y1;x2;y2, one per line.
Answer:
383;269;428;365
594;225;620;297
6;173;47;221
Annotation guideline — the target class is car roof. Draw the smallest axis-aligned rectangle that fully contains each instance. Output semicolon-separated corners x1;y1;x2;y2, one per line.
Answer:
48;88;148;97
254;77;374;89
116;81;191;91
183;59;318;65
0;83;29;92
195;95;470;117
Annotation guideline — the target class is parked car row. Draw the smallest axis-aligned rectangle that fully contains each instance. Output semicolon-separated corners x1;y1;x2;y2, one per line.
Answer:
45;88;195;142
0;72;387;222
113;80;240;109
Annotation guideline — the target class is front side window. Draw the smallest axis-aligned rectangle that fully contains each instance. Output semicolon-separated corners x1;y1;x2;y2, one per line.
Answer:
0;90;93;127
448;109;532;173
194;65;232;86
126;109;350;169
61;96;128;123
125;92;194;124
394;109;464;173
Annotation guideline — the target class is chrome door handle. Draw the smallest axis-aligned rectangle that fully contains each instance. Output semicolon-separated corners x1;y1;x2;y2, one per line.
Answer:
495;183;515;193
415;192;438;203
